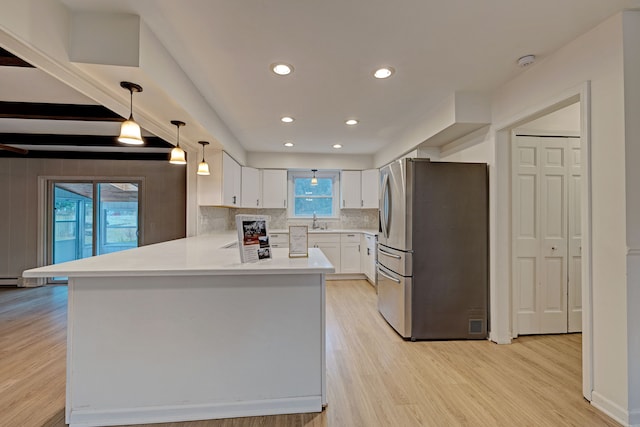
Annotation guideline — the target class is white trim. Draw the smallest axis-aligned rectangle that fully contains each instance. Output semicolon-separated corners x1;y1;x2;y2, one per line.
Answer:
630;409;640;427
327;273;367;281
68;396;322;427
591;391;630;427
489;331;512;345
514;129;581;138
493;81;593;400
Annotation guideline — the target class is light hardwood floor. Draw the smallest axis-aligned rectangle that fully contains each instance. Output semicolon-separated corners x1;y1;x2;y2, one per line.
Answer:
0;280;618;427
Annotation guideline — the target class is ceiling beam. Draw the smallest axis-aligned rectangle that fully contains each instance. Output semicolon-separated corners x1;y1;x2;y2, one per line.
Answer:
0;149;173;161
0;101;123;121
0;47;34;68
0;133;172;148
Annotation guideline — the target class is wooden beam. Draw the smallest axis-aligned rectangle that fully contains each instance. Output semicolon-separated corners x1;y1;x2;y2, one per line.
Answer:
0;48;33;68
0;150;174;161
0;133;172;148
0;101;122;121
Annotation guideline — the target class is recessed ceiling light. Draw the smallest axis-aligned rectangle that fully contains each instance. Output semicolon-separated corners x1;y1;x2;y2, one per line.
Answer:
345;119;359;126
373;67;395;79
332;144;342;149
283;142;294;147
281;116;295;123
271;63;293;76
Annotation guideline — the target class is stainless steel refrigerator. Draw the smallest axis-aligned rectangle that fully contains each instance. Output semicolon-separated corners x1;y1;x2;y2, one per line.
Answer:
377;158;488;340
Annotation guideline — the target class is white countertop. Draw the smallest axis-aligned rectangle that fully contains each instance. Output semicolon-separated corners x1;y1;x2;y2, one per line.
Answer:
23;232;334;278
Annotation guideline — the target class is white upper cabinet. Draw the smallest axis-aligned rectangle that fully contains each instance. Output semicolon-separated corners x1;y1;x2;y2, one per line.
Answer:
241;166;261;208
341;169;379;209
262;169;288;209
197;151;242;207
341;170;362;209
361;169;379;209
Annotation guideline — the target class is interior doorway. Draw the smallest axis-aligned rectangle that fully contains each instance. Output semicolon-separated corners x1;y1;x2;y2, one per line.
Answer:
511;132;582;335
47;180;141;283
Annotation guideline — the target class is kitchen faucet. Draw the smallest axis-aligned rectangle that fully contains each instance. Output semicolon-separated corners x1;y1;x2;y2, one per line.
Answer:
312;212;319;229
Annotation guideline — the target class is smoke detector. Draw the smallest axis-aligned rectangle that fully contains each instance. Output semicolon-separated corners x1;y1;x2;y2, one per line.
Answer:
517;55;536;68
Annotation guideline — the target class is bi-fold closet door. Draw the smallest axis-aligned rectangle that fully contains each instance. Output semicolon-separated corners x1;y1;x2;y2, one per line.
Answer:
512;135;582;335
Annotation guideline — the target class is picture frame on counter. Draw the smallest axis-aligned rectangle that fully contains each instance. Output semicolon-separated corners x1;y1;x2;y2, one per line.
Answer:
288;225;309;258
236;214;272;263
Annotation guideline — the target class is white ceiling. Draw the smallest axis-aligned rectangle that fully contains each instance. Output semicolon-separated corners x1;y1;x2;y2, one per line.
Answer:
4;0;640;158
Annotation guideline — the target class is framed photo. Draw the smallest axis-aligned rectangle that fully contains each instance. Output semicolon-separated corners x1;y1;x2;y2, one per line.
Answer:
288;225;309;258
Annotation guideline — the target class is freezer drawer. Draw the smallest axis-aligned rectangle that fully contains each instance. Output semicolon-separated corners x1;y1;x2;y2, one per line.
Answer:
377;244;412;277
377;263;412;338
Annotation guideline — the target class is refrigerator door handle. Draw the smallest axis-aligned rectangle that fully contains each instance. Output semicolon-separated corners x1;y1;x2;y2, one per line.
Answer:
380;172;391;239
377;265;401;283
378;247;401;259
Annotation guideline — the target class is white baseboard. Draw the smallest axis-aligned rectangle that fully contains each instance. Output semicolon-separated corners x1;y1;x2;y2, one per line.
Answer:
68;396;323;427
629;408;640;427
591;391;629;426
489;331;512;345
327;273;366;281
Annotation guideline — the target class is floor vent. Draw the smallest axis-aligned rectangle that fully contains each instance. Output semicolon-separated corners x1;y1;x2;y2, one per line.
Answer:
469;319;484;334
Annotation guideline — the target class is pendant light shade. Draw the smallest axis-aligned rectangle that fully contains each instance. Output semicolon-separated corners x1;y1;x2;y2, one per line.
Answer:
311;169;318;186
197;141;210;176
169;120;187;165
118;81;144;145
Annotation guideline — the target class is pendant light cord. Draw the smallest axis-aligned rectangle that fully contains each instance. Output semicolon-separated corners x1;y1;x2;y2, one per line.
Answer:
128;88;134;120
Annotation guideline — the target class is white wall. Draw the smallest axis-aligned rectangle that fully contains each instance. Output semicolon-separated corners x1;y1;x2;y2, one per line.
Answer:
246;152;374;170
437;12;638;424
518;102;581;133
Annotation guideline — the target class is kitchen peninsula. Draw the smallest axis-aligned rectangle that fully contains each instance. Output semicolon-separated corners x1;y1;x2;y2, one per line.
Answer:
22;233;334;427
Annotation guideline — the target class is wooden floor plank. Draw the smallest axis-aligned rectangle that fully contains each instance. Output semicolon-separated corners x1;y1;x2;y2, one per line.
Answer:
0;280;620;427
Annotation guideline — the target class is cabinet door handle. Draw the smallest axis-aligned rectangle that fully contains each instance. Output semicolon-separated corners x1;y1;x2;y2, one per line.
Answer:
343;199;345;207
256;199;259;206
233;195;237;204
284;199;287;208
367;248;370;256
361;200;364;207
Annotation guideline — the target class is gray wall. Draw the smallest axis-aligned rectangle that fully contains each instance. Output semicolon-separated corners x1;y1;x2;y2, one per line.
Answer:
0;158;186;282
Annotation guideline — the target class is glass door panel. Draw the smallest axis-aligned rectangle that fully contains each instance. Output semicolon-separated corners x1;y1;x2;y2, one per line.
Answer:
52;183;93;282
96;182;140;255
49;180;140;283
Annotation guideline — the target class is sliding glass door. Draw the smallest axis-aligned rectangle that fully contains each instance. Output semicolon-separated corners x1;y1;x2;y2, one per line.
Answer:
49;180;140;282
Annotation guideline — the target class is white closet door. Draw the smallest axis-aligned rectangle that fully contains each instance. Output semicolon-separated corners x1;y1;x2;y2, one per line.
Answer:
513;136;573;335
539;138;568;334
568;138;582;332
513;138;540;334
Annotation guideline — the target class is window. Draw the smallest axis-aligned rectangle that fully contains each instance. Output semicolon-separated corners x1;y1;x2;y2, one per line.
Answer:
288;170;339;218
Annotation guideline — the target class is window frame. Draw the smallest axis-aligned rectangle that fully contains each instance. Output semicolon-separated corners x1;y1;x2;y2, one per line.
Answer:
287;170;340;219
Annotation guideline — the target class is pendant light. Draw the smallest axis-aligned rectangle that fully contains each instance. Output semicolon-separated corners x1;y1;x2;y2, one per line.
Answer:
311;169;318;186
169;120;187;165
118;81;144;145
197;141;210;175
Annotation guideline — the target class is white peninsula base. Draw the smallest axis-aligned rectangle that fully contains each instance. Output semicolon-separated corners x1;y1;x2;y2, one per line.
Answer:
23;237;332;427
68;273;324;427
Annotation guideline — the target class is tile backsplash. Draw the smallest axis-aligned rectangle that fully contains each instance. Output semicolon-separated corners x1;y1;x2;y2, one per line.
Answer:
199;206;378;234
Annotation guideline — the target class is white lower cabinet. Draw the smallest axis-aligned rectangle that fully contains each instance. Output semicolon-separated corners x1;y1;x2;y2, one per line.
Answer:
309;234;341;273
361;233;376;283
340;233;361;274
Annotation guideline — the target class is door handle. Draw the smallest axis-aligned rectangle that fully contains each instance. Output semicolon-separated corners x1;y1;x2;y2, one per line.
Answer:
377;267;401;283
378;248;401;259
380;173;391;239
233;195;237;205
